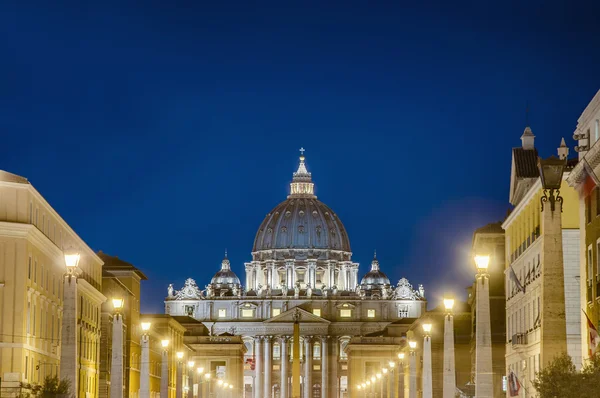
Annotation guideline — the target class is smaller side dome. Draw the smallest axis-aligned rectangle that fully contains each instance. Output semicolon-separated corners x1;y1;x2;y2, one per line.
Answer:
360;252;391;289
211;252;241;288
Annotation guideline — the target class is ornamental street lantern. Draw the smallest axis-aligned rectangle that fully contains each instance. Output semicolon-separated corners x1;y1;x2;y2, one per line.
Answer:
538;155;567;211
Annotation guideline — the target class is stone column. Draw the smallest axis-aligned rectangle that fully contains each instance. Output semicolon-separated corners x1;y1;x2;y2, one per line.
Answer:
320;336;328;398
265;336;273;398
475;273;492;398
339;265;346;291
286;260;294;289
161;349;169;398
176;360;183;398
281;336;289;398
60;275;78;396
308;260;316;288
423;335;432;398
141;333;150;398
303;337;313;398
409;352;416;398
255;337;264;398
187;367;194;398
110;312;124;398
443;313;456;398
246;266;252;291
330;339;338;398
267;265;273;289
540;199;568;367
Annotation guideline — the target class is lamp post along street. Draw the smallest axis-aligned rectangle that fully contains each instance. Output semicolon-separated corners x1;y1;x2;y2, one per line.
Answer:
474;255;493;398
111;298;125;398
187;361;195;398
161;340;170;398
196;368;204;398
60;248;80;396
176;352;184;398
443;298;456;398
538;155;569;367
422;324;433;398
140;322;152;398
408;341;417;398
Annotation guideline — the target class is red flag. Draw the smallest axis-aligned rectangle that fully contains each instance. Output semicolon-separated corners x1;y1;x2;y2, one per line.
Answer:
583;309;599;357
508;372;521;397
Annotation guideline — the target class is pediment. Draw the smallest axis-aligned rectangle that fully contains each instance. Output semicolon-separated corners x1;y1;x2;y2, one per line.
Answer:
264;307;330;324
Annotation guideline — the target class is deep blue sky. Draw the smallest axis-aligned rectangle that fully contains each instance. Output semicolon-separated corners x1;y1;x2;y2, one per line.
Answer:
2;1;600;313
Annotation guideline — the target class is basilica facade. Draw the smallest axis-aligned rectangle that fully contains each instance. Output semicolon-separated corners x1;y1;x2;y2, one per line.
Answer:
164;152;427;398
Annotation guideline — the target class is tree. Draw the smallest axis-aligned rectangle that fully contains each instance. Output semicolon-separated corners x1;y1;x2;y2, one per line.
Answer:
532;353;600;398
40;376;71;398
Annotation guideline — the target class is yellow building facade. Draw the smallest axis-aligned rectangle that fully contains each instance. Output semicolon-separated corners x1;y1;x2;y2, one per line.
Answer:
503;129;582;396
566;88;600;363
0;170;105;398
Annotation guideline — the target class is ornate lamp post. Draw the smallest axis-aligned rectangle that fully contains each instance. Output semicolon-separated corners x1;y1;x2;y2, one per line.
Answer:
443;297;456;398
59;247;80;396
408;341;417;398
140;322;152;398
161;340;170;398
187;361;195;398
422;323;433;398
204;372;211;398
196;368;204;398
538;156;568;367
176;352;184;398
110;298;125;398
382;368;389;398
474;254;492;398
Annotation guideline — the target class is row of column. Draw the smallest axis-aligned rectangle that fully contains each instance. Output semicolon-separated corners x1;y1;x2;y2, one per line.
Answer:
253;335;339;398
245;262;359;291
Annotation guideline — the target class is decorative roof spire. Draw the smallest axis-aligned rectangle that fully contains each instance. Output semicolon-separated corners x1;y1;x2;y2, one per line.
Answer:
521;126;535;150
289;148;316;198
558;137;569;160
371;251;380;271
221;250;230;270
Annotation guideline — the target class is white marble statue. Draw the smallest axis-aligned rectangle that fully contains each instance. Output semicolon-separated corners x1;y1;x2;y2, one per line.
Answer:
168;284;174;298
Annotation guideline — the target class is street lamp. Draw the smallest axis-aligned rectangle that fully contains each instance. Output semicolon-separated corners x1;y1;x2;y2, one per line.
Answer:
422;323;433;398
59;247;80;397
176;352;184;398
443;295;456;398
110;297;125;398
161;340;170;398
474;253;493;398
538;155;566;211
187;361;195;398
408;340;417;398
140;322;152;398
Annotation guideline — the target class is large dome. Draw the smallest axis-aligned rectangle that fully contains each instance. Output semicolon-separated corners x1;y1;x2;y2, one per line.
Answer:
253;198;351;252
252;151;351;254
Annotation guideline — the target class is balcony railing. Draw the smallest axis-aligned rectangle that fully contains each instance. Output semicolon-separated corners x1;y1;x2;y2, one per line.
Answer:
512;333;527;347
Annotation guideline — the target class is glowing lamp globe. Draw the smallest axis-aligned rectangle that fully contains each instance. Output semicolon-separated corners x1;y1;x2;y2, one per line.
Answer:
229;385;233;389
409;341;417;349
382;368;388;374
422;323;432;333
64;247;81;270
176;352;184;360
161;339;169;348
398;352;405;360
197;367;204;374
444;298;455;311
474;255;490;271
141;322;151;332
204;373;211;379
112;298;124;311
188;361;195;368
389;361;396;368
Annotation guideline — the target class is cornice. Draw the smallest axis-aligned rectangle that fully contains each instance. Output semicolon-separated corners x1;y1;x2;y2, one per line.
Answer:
0;182;103;265
77;278;107;304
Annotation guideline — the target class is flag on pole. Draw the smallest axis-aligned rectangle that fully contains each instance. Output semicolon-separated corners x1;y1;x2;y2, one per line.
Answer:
509;264;525;293
508;371;521;397
582;309;600;357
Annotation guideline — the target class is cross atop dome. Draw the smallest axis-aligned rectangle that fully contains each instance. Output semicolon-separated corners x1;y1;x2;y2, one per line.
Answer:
289;148;316;198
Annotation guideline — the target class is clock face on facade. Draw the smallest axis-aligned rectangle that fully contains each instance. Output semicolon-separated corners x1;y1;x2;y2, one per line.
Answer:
398;286;410;298
185;287;195;297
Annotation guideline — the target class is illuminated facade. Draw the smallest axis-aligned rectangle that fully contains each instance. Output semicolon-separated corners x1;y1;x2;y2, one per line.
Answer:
503;128;581;396
566;88;600;363
0;171;105;398
165;153;427;398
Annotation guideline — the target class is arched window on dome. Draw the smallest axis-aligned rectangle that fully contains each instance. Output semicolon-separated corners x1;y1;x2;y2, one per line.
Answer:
273;342;281;360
